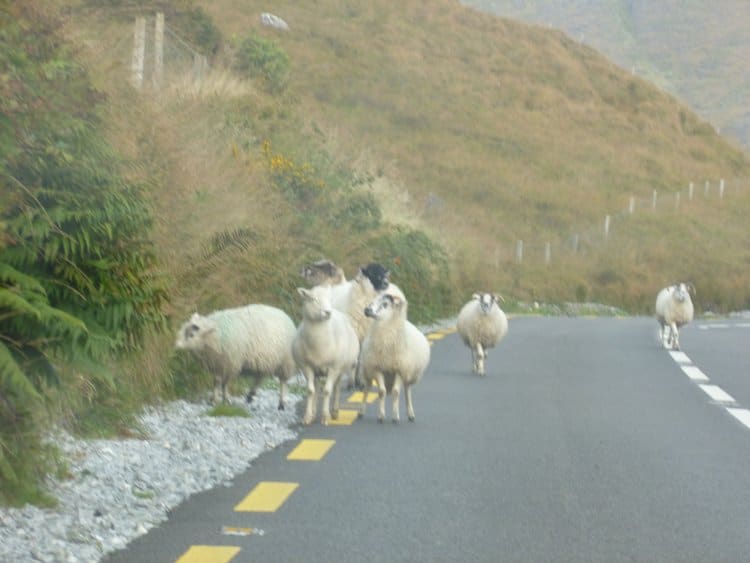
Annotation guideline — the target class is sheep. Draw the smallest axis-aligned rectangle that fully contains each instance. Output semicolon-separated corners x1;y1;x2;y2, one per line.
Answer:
456;293;509;376
358;287;430;424
291;284;360;425
301;260;395;389
655;282;695;350
174;304;297;409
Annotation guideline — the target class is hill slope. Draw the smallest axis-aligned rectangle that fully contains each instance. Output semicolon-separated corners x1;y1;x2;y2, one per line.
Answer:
69;0;750;313
463;0;750;150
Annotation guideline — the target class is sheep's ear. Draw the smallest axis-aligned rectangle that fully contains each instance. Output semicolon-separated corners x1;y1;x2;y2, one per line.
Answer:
472;293;481;300
494;293;505;303
190;312;201;322
688;282;696;295
297;287;309;298
391;295;404;308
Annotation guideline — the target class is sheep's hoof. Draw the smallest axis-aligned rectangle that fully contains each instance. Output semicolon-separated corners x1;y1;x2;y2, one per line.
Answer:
392;419;399;425
377;416;385;424
331;411;339;420
277;402;285;411
408;416;415;422
357;412;364;419
245;391;256;403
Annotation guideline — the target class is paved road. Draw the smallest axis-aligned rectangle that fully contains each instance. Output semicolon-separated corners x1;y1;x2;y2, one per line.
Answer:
106;316;750;563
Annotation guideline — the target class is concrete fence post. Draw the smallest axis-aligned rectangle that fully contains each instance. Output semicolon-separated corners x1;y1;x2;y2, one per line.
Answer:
131;16;146;90
652;190;657;210
628;196;635;214
719;178;725;200
153;12;165;90
604;215;611;240
689;182;694;200
515;240;523;264
544;242;551;265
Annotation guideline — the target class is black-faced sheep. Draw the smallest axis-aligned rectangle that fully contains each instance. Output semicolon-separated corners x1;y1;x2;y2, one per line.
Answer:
359;287;430;423
174;305;297;408
655;282;695;350
291;285;360;425
456;293;508;376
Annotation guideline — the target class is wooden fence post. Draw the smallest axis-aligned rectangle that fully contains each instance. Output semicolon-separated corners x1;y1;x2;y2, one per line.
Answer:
628;196;635;214
689;182;694;200
604;215;610;240
515;240;523;264
544;242;551;265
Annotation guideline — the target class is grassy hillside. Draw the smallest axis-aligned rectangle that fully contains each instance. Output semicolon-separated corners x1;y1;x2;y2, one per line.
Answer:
65;0;750;315
464;0;750;149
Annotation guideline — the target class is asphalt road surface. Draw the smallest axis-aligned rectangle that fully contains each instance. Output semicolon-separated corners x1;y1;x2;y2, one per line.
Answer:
106;316;750;563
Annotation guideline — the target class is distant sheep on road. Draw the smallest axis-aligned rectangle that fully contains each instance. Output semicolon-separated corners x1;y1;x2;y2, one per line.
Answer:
655;282;695;350
456;293;508;376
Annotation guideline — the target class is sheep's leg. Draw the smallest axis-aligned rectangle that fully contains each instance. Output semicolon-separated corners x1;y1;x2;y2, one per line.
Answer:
331;373;344;420
391;376;402;424
475;343;486;376
277;376;287;411
670;323;680;350
212;374;223;405
302;368;317;425
321;373;335;425
661;323;671;348
405;383;416;422
375;373;387;423
358;370;369;419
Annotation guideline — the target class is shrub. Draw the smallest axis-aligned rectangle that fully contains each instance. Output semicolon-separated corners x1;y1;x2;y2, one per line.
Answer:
233;34;290;93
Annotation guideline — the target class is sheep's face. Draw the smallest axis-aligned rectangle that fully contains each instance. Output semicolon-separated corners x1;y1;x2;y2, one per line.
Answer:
300;259;345;287
175;313;217;351
474;292;504;314
298;286;333;322
360;263;390;292
673;283;692;303
365;293;404;320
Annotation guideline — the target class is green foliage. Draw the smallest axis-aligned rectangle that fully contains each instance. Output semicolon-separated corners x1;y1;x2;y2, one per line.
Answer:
0;1;167;504
233;34;290;93
367;227;460;324
206;404;251;418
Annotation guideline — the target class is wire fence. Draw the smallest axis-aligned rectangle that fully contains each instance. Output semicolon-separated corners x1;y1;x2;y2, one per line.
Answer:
128;13;208;92
499;176;750;268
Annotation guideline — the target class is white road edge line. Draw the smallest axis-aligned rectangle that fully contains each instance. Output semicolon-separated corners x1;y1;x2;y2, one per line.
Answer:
680;365;709;382
726;408;750;429
698;384;736;404
669;351;691;364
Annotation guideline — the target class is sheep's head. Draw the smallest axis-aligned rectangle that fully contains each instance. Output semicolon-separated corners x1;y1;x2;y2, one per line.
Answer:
360;262;390;292
298;285;333;322
472;292;505;313
672;282;694;303
365;291;406;321
300;259;345;287
175;312;217;351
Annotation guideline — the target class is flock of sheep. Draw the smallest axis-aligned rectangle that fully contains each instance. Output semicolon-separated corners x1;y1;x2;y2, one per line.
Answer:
174;259;509;425
174;256;697;426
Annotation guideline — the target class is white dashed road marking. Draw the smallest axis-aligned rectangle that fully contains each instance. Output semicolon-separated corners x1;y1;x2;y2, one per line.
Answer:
697;384;736;404
726;408;750;430
666;326;748;430
680;365;709;382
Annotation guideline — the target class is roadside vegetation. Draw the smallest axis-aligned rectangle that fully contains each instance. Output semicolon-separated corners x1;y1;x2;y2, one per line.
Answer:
2;0;749;505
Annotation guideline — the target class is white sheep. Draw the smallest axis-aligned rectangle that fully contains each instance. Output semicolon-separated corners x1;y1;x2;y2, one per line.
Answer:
291;285;360;425
358;287;430;423
456;293;508;376
655;282;695;350
174;304;297;409
301;260;395;389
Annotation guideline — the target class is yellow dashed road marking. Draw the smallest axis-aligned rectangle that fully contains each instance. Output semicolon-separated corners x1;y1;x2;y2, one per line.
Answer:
346;391;377;404
287;439;335;461
175;545;240;563
234;481;299;512
327;409;359;426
